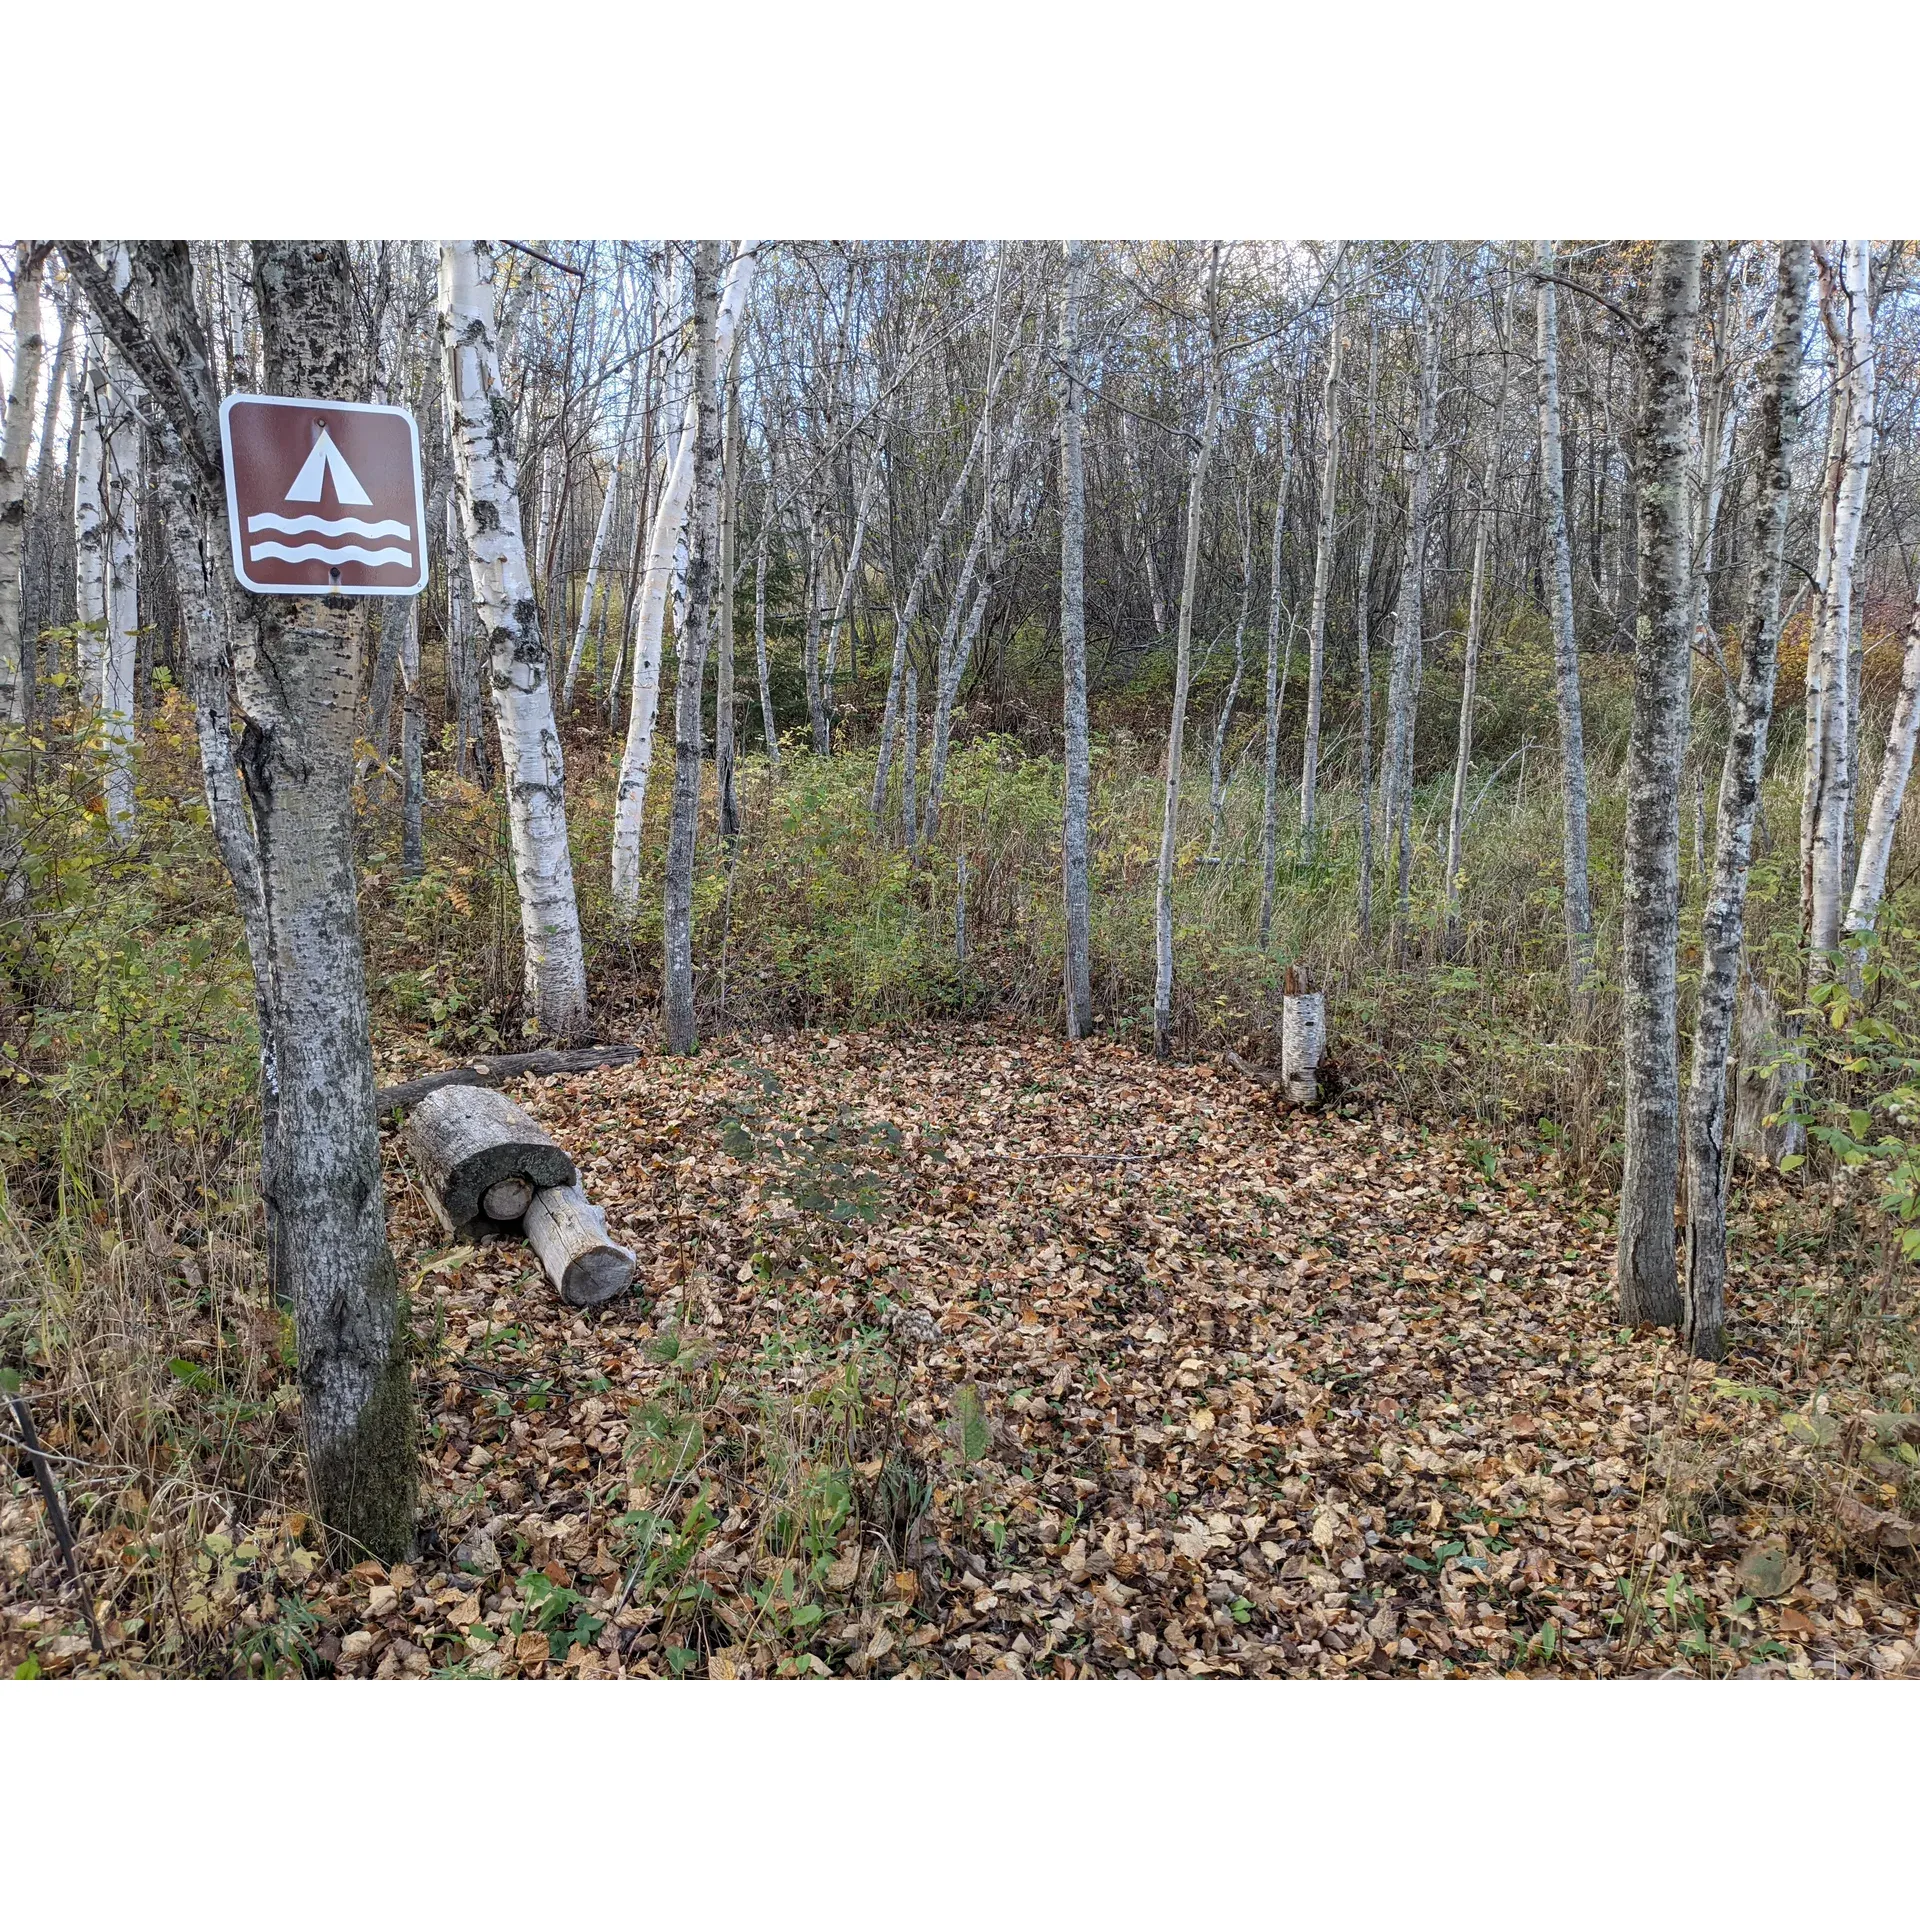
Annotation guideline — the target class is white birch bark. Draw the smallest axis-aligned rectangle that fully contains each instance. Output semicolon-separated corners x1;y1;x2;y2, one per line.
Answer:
661;244;722;1056
1381;247;1446;947
561;409;631;709
1845;588;1920;944
1443;278;1512;943
1297;299;1343;847
439;239;590;1036
71;359;107;706
716;331;744;841
1534;241;1596;987
1059;238;1093;1039
1353;325;1382;945
1616;240;1702;1331
1;242;51;724
1685;243;1811;1360
870;317;1024;822
399;597;424;877
1807;241;1875;962
611;244;758;910
753;515;779;769
1257;412;1295;947
1206;495;1255;860
99;346;140;840
822;437;884;748
1153;251;1223;1060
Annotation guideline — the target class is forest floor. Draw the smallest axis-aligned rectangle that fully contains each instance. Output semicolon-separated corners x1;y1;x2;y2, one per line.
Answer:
8;1027;1918;1679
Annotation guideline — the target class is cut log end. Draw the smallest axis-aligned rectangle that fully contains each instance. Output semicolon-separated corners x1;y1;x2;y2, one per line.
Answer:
481;1176;533;1222
526;1181;637;1307
406;1085;576;1232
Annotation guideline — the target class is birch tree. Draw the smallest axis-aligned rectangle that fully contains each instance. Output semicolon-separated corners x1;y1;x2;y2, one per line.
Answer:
72;362;107;706
716;330;745;842
1;242;52;725
99;321;141;840
611;243;758;911
561;400;633;709
1257;412;1294;946
662;244;721;1055
1805;241;1875;964
1059;238;1093;1040
1534;241;1595;989
1153;247;1223;1060
1381;247;1446;947
1684;242;1810;1361
440;239;590;1036
1443;270;1512;944
1297;295;1343;850
1353;324;1382;945
1616;240;1702;1330
1845;588;1920;947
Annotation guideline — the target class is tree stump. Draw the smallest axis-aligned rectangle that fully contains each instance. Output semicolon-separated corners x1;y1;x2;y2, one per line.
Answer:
406;1085;576;1235
1281;965;1327;1107
526;1182;638;1306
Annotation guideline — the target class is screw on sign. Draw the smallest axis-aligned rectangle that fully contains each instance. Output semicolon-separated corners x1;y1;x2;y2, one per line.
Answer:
219;394;428;597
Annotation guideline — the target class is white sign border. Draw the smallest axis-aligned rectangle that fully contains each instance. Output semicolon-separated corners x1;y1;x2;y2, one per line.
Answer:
219;392;429;599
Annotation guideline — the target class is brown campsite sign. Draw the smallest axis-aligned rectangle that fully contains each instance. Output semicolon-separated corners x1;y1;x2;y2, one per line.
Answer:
220;393;427;597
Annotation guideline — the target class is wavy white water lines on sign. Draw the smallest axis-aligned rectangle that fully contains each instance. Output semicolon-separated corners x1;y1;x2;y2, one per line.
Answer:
247;542;415;568
247;513;412;540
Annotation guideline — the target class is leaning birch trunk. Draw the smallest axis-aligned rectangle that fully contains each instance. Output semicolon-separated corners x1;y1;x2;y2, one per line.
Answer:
399;598;425;877
1535;241;1596;990
440;239;590;1037
821;440;884;749
1205;501;1254;860
1381;248;1445;948
562;407;632;710
1845;586;1920;947
99;350;140;840
1059;239;1093;1039
716;332;744;842
1353;323;1381;946
1297;300;1343;850
1684;241;1810;1362
1443;290;1510;946
71;363;107;707
901;666;920;849
871;299;1024;822
753;521;780;768
1153;256;1223;1060
661;243;722;1057
1442;440;1496;946
802;513;828;755
1807;241;1875;965
526;1181;637;1307
0;242;50;725
1257;415;1294;947
611;244;757;910
1616;240;1702;1331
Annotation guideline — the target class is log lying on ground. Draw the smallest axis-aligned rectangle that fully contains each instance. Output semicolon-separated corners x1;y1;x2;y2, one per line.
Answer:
406;1085;576;1235
376;1045;638;1114
526;1181;638;1306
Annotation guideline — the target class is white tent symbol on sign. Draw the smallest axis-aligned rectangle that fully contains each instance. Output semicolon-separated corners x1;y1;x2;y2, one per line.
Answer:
284;428;373;507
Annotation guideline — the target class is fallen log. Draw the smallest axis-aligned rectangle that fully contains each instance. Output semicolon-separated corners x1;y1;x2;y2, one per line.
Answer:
526;1181;638;1306
375;1045;638;1114
406;1085;576;1235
